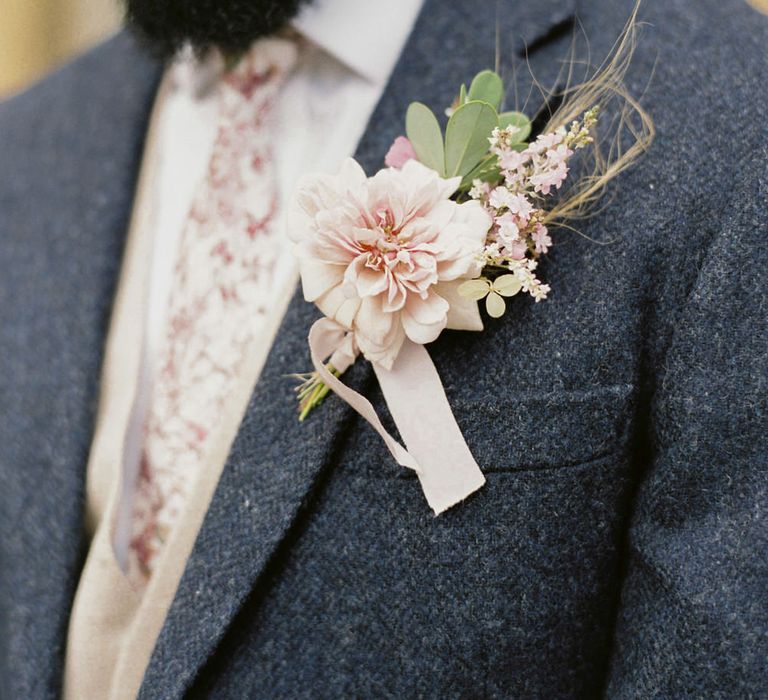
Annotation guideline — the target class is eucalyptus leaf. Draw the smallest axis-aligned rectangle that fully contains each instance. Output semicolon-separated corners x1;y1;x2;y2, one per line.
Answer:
467;70;503;110
460;155;502;189
499;111;531;142
444;101;499;178
405;102;445;175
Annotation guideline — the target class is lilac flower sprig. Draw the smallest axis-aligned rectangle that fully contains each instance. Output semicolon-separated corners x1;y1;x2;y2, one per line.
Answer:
458;106;598;316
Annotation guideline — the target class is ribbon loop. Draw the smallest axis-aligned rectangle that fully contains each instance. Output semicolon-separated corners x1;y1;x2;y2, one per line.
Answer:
308;319;485;514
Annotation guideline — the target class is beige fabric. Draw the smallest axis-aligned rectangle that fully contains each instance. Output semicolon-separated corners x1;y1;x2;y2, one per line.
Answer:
0;1;121;99
62;72;298;700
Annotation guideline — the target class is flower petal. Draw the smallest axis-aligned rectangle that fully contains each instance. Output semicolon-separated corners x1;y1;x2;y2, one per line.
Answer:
344;255;390;298
354;296;407;368
401;291;449;344
316;284;361;329
356;322;405;370
438;280;484;332
384;136;418;169
299;259;345;302
354;295;396;347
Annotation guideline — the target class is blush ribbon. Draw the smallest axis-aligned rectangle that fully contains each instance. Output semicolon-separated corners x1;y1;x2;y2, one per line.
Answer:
308;318;486;514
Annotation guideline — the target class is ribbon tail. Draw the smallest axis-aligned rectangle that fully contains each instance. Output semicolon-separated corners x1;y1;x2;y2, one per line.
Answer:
308;319;485;515
373;340;485;514
308;319;421;475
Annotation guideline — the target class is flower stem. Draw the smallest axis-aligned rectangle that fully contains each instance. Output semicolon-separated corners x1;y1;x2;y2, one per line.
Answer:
295;365;341;421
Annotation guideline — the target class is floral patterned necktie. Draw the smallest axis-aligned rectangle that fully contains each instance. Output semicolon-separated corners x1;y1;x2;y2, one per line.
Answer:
127;38;298;585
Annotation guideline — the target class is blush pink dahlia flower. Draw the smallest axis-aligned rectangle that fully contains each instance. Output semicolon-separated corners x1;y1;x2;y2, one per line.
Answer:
289;158;492;368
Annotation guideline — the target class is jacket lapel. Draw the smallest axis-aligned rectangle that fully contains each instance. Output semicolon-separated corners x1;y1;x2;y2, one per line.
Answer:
139;1;575;696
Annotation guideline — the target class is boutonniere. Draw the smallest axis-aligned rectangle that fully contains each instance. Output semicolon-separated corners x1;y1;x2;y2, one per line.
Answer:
289;17;652;514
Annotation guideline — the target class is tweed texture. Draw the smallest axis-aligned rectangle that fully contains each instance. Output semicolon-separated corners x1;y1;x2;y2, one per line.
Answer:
0;0;766;698
0;33;161;700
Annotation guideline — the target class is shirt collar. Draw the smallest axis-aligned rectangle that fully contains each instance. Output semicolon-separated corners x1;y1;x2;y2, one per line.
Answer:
291;0;424;85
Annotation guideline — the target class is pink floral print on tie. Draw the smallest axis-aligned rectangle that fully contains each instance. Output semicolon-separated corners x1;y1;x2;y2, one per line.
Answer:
127;38;298;585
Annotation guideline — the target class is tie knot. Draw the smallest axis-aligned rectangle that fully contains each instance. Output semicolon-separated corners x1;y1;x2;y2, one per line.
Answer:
223;37;299;100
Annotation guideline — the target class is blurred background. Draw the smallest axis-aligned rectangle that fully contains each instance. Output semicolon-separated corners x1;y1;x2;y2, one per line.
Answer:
1;0;767;100
0;0;123;99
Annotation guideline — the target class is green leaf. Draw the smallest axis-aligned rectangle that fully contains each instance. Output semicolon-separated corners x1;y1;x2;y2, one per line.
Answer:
459;83;467;105
467;70;504;110
458;278;491;300
498;111;531;143
460;154;502;189
444;101;499;178
405;102;445;175
485;292;506;318
493;274;523;297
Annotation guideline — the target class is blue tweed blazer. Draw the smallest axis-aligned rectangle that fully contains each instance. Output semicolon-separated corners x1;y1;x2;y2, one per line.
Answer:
1;0;766;697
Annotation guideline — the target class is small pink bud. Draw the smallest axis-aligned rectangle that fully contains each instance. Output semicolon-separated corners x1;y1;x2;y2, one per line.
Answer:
384;136;417;169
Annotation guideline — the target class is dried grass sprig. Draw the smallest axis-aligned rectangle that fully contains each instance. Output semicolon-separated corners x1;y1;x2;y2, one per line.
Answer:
532;3;655;226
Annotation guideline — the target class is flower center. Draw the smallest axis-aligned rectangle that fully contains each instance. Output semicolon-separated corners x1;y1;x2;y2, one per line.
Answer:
363;207;406;260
